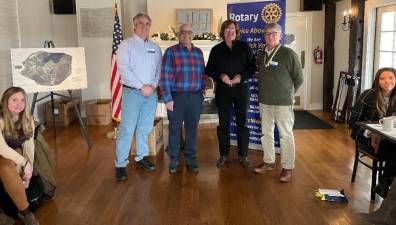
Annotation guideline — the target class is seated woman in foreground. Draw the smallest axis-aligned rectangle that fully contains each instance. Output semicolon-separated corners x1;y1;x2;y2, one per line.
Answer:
349;67;396;198
0;87;39;225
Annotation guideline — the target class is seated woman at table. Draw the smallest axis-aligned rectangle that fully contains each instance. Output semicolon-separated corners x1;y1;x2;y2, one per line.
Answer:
0;87;39;225
349;67;396;198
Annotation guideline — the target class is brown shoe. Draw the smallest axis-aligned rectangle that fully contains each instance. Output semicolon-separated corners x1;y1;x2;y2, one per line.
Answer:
254;162;275;174
279;169;292;182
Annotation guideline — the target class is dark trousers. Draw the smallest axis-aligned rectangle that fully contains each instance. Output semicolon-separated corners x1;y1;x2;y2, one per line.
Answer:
356;135;396;185
167;91;203;162
215;84;249;157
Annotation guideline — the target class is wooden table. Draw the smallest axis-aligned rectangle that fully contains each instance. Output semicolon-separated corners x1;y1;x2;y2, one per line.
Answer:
359;122;396;144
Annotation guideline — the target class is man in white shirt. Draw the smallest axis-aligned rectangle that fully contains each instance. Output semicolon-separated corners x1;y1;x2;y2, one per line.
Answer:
115;13;162;181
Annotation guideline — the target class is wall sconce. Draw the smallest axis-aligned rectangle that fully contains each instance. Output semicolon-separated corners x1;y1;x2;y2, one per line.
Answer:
342;9;352;31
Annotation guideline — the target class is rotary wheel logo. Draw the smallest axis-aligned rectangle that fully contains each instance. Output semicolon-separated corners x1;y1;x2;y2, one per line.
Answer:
261;3;282;24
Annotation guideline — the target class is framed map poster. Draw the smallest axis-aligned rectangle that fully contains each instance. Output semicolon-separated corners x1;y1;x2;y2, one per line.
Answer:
11;47;88;93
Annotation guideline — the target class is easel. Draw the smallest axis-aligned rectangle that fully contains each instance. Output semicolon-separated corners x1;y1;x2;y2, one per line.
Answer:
331;71;360;123
30;40;92;149
332;71;347;122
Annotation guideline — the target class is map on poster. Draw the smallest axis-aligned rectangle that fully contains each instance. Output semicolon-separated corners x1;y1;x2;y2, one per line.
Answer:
10;47;87;93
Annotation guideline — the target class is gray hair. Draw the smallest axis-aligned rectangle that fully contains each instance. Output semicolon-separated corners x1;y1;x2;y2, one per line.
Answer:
264;23;282;32
132;13;152;27
178;23;192;32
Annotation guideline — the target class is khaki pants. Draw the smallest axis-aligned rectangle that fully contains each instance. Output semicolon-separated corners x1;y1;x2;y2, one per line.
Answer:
0;156;29;210
259;104;295;169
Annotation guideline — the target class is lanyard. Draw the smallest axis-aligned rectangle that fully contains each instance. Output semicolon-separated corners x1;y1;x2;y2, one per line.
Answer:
264;44;281;67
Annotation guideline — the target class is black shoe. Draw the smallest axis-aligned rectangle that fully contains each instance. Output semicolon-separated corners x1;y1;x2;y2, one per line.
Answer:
239;156;252;168
115;167;127;181
216;155;230;168
375;182;389;198
186;159;199;172
136;157;156;171
169;160;178;173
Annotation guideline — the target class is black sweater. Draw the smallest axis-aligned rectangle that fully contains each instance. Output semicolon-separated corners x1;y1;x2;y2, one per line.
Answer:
349;89;395;139
205;40;256;85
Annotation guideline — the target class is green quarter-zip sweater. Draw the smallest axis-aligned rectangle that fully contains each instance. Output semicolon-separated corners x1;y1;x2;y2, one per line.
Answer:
257;45;304;106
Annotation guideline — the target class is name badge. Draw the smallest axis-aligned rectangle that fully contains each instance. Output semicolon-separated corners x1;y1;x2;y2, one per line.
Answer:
269;61;278;66
147;48;156;53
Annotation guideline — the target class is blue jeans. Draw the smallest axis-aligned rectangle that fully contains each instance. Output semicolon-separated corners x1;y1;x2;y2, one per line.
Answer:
167;91;203;162
115;87;157;167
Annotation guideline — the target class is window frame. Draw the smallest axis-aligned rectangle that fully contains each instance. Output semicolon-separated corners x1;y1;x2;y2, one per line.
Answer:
176;9;213;35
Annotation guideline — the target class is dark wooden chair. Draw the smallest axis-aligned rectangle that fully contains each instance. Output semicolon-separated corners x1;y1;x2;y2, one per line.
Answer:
351;140;385;201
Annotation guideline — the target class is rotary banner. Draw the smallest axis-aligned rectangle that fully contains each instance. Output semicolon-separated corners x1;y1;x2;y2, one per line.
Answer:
227;0;286;150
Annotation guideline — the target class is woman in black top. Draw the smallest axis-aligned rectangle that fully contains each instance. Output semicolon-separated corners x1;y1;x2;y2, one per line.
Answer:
349;67;396;198
205;20;256;168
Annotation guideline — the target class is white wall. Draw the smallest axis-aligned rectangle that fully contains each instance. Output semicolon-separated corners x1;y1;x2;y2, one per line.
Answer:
0;0;78;122
333;0;351;99
310;10;325;109
0;0;19;94
121;0;147;38
76;0;114;102
17;0;78;48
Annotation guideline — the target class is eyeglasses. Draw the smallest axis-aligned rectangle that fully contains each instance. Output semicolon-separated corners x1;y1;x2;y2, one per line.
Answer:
224;28;236;32
179;31;193;35
264;32;280;37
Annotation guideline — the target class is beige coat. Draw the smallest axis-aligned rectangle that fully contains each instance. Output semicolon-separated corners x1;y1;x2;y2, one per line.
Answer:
0;118;35;172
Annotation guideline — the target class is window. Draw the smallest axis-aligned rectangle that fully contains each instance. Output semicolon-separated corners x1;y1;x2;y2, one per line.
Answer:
374;5;396;71
176;9;212;35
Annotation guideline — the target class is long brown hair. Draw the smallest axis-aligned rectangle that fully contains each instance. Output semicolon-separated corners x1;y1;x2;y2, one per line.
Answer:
0;87;33;138
372;67;396;117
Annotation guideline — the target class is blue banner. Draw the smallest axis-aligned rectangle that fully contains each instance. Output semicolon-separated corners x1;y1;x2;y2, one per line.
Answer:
228;1;286;55
228;1;286;149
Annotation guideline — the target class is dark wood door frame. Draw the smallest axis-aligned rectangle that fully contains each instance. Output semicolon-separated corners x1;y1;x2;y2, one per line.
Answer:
343;0;366;121
323;0;337;112
322;0;366;114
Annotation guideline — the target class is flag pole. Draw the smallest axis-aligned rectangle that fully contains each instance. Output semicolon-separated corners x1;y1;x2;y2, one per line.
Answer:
108;1;123;139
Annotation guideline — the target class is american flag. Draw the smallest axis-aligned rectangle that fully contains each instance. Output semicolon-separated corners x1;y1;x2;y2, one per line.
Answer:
110;4;123;121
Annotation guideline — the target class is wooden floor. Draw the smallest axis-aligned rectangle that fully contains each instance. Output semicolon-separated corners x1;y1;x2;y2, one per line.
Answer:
33;111;380;225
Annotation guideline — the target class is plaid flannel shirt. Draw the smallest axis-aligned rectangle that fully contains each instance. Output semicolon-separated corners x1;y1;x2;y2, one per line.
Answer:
349;89;395;139
160;44;206;103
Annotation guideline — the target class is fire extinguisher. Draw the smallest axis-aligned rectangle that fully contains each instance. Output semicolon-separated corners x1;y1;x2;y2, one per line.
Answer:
313;46;323;64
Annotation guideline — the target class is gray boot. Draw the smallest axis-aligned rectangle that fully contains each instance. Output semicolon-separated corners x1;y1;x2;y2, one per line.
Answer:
0;212;15;225
358;184;396;225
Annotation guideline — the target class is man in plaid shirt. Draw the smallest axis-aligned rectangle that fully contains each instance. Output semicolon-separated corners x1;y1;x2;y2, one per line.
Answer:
160;23;206;173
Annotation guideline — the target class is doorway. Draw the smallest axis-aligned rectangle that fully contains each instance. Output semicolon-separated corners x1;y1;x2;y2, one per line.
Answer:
285;13;311;110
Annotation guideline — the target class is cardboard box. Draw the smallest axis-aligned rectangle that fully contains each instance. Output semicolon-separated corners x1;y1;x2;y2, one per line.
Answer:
46;99;80;126
86;99;112;125
131;118;164;156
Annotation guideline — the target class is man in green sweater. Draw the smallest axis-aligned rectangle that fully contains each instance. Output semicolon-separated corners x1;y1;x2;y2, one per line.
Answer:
253;23;303;182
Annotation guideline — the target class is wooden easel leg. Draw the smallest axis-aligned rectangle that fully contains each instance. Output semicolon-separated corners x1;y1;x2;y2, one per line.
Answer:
68;90;92;149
